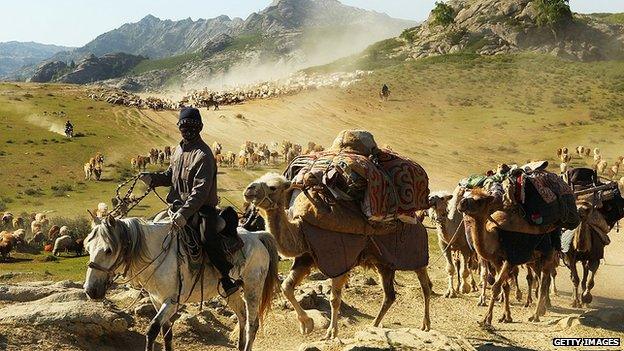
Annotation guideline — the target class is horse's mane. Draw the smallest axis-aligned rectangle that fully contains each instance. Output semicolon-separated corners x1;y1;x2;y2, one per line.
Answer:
86;217;151;271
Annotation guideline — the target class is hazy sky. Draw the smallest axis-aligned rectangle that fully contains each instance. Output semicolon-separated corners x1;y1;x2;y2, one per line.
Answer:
1;0;623;47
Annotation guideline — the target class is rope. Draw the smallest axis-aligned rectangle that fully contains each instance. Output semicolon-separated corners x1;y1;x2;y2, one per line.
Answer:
430;219;465;267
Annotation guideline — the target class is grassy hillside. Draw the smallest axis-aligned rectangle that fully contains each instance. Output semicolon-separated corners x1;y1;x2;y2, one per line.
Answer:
590;12;624;25
1;53;623;223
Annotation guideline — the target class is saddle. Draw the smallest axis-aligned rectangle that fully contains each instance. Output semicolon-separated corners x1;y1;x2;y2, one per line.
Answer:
173;203;244;261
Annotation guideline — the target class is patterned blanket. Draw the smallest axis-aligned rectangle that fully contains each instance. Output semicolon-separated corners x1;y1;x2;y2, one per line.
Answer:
287;150;429;224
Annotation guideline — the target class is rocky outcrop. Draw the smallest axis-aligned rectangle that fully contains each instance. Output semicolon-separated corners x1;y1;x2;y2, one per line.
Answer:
57;53;145;84
28;61;69;83
391;0;624;62
0;41;73;79
0;281;132;337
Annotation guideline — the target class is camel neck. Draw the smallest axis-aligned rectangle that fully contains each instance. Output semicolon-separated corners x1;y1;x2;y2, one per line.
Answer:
263;206;306;258
465;214;492;261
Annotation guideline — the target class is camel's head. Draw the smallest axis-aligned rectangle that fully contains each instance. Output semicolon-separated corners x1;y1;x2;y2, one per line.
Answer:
244;173;292;210
427;192;453;222
457;188;495;216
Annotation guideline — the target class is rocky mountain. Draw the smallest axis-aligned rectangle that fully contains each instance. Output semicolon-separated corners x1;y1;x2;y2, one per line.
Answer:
29;53;145;84
20;0;414;89
0;41;73;78
384;0;624;62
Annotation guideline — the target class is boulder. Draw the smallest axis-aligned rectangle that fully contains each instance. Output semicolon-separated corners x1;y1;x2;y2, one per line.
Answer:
291;309;330;330
134;303;157;319
0;300;132;337
0;283;72;302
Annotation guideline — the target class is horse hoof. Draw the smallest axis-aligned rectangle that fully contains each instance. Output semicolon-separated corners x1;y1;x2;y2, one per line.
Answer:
571;300;581;308
499;316;513;323
515;292;523;302
322;328;337;340
421;323;430;332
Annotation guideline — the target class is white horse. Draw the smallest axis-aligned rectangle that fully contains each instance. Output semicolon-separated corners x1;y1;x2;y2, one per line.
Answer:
83;215;280;351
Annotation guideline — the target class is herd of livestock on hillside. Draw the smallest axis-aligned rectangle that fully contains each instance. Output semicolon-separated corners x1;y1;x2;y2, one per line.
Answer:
2;129;624;350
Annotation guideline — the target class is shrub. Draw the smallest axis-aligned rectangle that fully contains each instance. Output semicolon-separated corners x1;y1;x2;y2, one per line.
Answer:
24;187;44;197
430;1;455;27
535;0;572;28
399;27;418;42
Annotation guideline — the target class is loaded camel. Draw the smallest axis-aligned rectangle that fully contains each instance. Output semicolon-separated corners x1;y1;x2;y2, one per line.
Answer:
457;188;559;326
562;176;624;308
428;189;478;298
244;173;431;339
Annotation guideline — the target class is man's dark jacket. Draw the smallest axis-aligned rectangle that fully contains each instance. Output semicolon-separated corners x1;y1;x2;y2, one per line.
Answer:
151;138;218;219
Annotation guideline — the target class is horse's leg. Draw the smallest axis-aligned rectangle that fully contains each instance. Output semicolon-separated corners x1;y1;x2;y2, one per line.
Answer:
459;250;472;294
581;261;589;293
442;245;457;298
226;292;247;351
282;254;315;334
481;261;510;327
243;287;261;351
415;267;432;331
161;321;174;351
372;264;396;327
581;258;600;306
568;254;581;308
146;298;177;351
323;273;349;340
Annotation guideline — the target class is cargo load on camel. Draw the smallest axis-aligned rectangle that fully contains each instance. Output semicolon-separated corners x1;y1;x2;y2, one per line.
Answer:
459;161;580;232
561;167;624;255
285;130;430;226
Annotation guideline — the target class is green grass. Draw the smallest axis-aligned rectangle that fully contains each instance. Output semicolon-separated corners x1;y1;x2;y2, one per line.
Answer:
0;252;90;283
131;51;202;75
589;12;624;25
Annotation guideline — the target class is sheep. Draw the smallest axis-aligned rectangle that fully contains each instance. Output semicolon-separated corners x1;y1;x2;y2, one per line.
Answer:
576;146;585;157
12;229;26;242
53;235;74;256
1;212;13;228
59;225;70;237
12;217;25;230
28;231;45;247
0;234;13;260
597;160;609;175
96;203;109;218
48;225;61;242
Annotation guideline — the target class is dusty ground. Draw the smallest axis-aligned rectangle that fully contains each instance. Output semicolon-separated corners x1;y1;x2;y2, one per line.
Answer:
1;230;622;351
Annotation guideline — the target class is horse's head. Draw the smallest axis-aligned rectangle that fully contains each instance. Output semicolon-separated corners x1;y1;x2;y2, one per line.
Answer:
83;215;127;300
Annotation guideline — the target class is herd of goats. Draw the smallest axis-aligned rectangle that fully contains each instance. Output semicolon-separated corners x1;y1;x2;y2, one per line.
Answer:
88;70;371;111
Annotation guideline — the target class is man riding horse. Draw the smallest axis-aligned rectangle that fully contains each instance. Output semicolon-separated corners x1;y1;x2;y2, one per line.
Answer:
139;108;241;296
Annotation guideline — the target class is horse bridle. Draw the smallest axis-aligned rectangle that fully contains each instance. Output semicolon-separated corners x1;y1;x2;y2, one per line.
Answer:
86;222;131;281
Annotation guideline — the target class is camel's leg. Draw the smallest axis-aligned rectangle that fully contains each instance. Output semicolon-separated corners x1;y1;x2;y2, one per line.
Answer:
282;254;315;334
510;266;522;302
323;274;349;340
498;281;513;323
551;254;559;296
568;255;581;308
226;292;247;351
442;246;457;298
581;259;600;306
478;260;488;306
161;321;174;351
372;265;396;327
415;267;432;331
459;251;472;294
525;266;534;307
481;261;511;327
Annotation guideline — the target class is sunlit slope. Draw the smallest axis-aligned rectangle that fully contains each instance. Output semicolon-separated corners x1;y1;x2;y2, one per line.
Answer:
1;53;622;217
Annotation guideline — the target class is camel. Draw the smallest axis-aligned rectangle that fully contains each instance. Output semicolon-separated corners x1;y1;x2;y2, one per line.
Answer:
244;173;431;339
427;189;478;298
563;193;624;308
457;188;558;326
